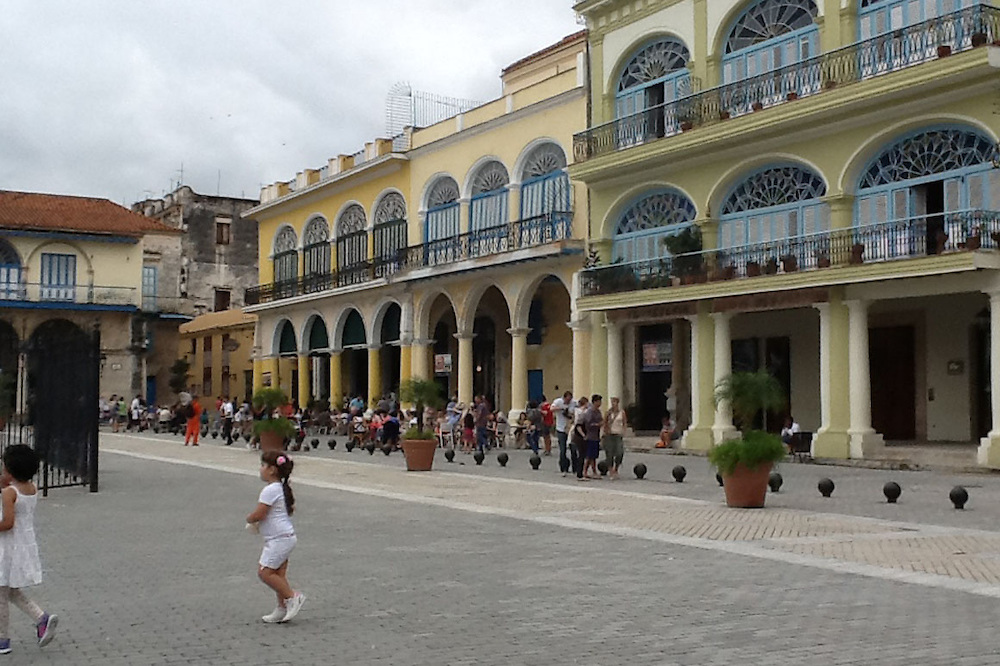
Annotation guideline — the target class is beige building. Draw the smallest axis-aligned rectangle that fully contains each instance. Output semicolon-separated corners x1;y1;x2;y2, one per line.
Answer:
178;309;257;404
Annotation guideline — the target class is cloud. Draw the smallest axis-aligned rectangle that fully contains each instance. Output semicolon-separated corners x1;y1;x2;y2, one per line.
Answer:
0;1;580;204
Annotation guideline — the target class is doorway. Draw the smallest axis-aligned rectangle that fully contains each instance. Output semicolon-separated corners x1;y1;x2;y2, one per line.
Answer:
870;326;917;440
637;324;672;430
914;181;944;255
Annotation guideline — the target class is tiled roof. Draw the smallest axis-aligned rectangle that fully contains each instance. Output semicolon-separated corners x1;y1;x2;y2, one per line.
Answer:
0;190;179;237
502;30;587;75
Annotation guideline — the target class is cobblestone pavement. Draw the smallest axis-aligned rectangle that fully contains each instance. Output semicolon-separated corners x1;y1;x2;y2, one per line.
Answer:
20;431;1000;664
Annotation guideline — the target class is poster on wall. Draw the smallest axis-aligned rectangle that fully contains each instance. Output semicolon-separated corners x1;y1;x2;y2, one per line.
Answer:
434;354;452;375
262;372;272;387
641;342;672;372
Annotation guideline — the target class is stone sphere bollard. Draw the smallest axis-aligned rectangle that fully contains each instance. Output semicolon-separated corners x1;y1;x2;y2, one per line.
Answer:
474;450;485;465
153;426;160;434
768;472;783;492
444;448;455;462
497;452;509;467
672;465;687;482
327;439;337;450
311;438;320;449
530;454;542;470
345;439;355;452
818;478;835;497
716;472;724;487
597;460;609;476
883;481;902;503
950;486;969;510
382;444;392;456
243;433;252;442
634;463;647;480
366;442;376;455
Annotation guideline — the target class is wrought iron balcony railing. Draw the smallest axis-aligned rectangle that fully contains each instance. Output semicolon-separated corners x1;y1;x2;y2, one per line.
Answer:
245;211;575;305
0;283;139;307
580;210;1000;297
573;5;1000;162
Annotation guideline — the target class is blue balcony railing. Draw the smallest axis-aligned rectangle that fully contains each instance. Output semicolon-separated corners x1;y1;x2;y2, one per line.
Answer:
581;210;1000;296
573;5;1000;162
0;283;138;307
245;211;575;305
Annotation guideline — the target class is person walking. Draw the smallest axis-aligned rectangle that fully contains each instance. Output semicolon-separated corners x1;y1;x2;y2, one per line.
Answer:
539;395;554;456
0;445;58;654
570;396;589;481
474;396;490;453
182;394;203;446
603;397;628;480
551;391;575;476
221;396;235;446
583;395;604;480
246;451;305;624
525;401;543;455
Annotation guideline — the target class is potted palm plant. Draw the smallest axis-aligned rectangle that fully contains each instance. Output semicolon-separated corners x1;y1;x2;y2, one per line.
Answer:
398;378;442;471
252;387;297;453
709;371;788;508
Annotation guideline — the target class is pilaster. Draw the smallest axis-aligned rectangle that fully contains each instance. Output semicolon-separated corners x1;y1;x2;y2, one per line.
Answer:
508;328;530;413
329;350;343;410
681;306;715;452
297;355;311;408
568;319;591;399
978;291;1000;467
367;345;382;407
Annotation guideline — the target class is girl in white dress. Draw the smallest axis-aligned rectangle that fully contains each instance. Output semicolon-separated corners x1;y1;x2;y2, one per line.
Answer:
246;451;305;624
0;445;57;654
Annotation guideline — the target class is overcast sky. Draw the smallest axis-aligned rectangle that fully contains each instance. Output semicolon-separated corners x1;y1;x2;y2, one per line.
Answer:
0;2;580;206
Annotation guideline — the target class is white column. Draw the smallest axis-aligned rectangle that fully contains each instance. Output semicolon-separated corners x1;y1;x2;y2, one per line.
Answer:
846;299;880;458
815;303;832;432
711;311;737;443
606;319;623;401
455;332;474;405
979;292;1000;466
508;327;530;414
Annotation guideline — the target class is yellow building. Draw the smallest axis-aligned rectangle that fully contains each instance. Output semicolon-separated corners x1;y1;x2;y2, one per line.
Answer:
178;309;257;405
246;32;590;416
0;190;184;403
570;0;1000;463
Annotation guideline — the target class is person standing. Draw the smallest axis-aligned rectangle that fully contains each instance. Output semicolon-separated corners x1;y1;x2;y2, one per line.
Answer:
184;395;203;446
603;397;628;480
551;391;575;476
583;395;603;480
129;395;142;432
221;396;235;446
570;396;589;481
525;401;543;455
473;396;490;453
539;396;554;456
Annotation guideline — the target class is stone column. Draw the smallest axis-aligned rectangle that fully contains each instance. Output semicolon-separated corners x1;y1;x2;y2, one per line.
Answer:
410;338;433;381
589;312;608;400
297;355;311;408
979;292;1000;467
367;345;382;407
846;299;882;458
812;297;851;458
568;318;591;399
711;312;738;443
265;356;279;389
252;358;264;394
606;319;624;401
399;340;412;387
329;350;342;411
508;328;530;414
681;308;715;451
455;332;474;405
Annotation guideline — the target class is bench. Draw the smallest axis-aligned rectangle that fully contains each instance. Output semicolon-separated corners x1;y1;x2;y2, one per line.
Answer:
787;432;813;462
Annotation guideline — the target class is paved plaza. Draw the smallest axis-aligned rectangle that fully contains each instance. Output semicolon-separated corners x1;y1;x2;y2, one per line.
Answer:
15;432;1000;664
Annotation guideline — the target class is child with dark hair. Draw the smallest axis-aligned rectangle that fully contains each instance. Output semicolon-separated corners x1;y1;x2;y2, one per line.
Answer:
0;445;57;653
246;451;305;624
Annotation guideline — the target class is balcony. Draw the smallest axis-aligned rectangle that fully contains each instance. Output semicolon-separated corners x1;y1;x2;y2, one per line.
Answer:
0;283;138;309
581;210;1000;297
573;5;1000;163
246;211;574;305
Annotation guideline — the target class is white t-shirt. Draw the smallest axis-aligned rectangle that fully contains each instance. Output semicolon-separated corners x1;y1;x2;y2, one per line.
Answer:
222;401;234;419
551;398;576;433
257;482;294;539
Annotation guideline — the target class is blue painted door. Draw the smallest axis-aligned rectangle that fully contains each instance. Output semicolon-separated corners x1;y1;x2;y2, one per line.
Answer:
527;370;543;404
146;377;157;407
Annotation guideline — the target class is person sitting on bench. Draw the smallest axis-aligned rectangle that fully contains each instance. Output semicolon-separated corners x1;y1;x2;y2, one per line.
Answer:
780;415;801;453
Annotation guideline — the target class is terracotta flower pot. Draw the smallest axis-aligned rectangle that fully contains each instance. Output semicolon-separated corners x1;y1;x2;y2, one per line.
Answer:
722;462;773;508
937;44;952;58
259;431;286;453
751;102;764;112
401;438;437;471
746;261;761;277
786;92;798;101
971;32;988;47
966;234;981;250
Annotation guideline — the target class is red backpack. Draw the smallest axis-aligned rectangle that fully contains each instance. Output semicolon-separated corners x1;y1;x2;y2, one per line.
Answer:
540;401;554;427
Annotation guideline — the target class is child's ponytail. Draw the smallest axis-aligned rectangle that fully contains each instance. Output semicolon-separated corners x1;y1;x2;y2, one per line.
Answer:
262;451;296;515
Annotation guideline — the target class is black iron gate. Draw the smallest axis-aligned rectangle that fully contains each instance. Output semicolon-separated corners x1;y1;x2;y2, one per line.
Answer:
2;321;99;496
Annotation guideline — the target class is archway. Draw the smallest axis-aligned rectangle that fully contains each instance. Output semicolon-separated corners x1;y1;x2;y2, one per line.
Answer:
428;294;458;401
275;320;298;402
469;285;511;412
515;276;571;410
339;309;368;406
304;316;330;409
0;320;18;417
376;302;402;404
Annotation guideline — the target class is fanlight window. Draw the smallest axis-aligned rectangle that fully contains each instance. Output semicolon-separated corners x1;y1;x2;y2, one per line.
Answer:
336;205;367;271
273;227;298;283
722;0;819;84
425;177;461;244
374;192;407;225
273;227;297;254
427;178;460;209
470;162;510;232
521;144;570;219
859;0;979;40
373;192;408;273
719;166;829;249
302;217;330;277
860;129;998;189
0;240;21;300
616;38;691;120
471;162;510;196
612;190;697;263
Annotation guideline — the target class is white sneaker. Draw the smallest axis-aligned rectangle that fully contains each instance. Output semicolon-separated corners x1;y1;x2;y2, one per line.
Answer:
262;606;286;623
280;592;306;622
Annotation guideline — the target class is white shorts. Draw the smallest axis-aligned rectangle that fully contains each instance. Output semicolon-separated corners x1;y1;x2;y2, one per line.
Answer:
259;534;297;569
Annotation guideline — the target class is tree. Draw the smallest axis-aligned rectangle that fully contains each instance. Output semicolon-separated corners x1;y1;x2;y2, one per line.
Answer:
168;358;191;396
399;378;442;437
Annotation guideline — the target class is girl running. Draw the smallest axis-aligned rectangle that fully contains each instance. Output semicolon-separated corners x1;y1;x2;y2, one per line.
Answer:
246;451;305;623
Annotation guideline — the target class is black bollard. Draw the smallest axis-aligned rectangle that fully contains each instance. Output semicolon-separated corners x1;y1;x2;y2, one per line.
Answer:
366;442;376;455
327;439;337;450
634;463;647;480
345;439;355;452
716;472;724;487
597;460;609;476
530;454;541;470
768;472;783;492
311;438;320;449
474;450;485;465
382;444;392;456
672;465;687;482
818;478;835;497
497;452;509;467
950;486;969;510
444;449;456;463
883;481;902;503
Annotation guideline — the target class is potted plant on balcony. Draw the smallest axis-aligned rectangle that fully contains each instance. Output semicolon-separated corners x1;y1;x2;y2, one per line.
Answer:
398;378;442;471
764;257;779;275
663;226;704;284
964;225;982;250
252;387;297;453
850;243;865;265
709;371;788;508
780;254;799;273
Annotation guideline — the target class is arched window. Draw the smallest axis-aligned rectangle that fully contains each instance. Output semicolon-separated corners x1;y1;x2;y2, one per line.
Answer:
856;127;1000;254
859;0;979;42
612;190;698;263
425;177;460;244
373;192;408;277
336;205;368;284
0;240;22;300
616;38;692;122
470;161;510;231
719;165;828;248
722;0;819;85
520;144;570;220
302;217;330;276
272;227;298;297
